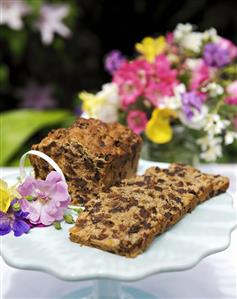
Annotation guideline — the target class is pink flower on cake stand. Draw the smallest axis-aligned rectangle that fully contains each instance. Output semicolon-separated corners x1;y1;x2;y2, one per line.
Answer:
18;171;70;226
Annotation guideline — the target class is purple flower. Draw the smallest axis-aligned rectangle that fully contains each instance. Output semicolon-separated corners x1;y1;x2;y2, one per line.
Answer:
104;50;126;74
18;171;70;226
16;82;57;109
203;43;231;67
0;200;30;237
181;91;202;120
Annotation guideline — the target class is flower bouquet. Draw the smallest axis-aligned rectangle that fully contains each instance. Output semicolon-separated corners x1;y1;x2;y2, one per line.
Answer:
79;23;237;164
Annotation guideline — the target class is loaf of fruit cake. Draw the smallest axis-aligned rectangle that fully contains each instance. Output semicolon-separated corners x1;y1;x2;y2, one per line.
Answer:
70;164;229;257
30;118;142;205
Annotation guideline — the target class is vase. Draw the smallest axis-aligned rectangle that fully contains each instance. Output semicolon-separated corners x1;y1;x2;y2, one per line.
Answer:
141;126;200;166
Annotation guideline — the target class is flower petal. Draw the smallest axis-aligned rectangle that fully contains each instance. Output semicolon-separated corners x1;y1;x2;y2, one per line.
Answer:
0;212;11;236
12;219;30;237
18;176;35;196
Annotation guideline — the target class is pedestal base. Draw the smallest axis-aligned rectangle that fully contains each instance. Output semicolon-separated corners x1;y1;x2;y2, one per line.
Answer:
62;279;156;299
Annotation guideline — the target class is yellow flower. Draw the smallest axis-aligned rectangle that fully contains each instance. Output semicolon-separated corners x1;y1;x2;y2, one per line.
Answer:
0;179;18;213
135;36;166;62
145;108;176;144
79;91;104;117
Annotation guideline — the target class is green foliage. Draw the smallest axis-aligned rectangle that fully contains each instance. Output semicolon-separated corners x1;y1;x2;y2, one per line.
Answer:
0;109;70;166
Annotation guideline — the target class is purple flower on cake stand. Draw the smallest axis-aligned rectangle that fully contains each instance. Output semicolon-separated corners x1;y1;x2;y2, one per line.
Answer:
0;200;30;237
18;171;70;226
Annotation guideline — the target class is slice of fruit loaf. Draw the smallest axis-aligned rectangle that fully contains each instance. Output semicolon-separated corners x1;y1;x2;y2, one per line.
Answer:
70;186;197;257
69;165;229;257
169;163;229;197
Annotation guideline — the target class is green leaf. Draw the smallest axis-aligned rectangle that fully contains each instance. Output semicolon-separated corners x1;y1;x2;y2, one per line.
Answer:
0;109;70;166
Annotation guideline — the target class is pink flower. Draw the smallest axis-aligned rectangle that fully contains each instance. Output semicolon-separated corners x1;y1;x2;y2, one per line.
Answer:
145;55;178;106
127;110;148;134
218;38;237;60
18;172;70;226
225;81;237;105
166;32;174;44
190;59;210;90
113;59;152;108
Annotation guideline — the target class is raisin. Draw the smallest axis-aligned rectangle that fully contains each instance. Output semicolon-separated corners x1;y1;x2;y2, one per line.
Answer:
128;225;141;234
139;207;150;218
176;181;184;187
177;188;187;194
97;160;104;168
157;179;165;183
164;212;172;219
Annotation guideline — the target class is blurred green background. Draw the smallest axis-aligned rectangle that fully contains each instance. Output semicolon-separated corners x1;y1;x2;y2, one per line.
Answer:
1;0;237;166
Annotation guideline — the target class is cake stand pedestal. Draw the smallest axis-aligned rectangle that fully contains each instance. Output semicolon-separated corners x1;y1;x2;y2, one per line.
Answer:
62;278;156;299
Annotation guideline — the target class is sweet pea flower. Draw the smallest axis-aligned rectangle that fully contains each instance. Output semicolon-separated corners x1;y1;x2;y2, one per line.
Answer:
18;171;70;226
104;50;126;75
181;91;203;120
218;38;237;59
145;55;178;106
127;110;148;134
113;59;151;108
225;81;237;105
135;36;166;62
203;43;231;67
80;83;119;122
188;59;210;90
145;108;176;144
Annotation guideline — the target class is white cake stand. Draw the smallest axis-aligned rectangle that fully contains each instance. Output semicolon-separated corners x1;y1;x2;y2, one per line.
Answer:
1;161;236;299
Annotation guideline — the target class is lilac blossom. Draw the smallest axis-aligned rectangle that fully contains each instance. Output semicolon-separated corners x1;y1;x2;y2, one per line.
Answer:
181;91;203;120
104;50;126;74
203;43;231;67
35;4;71;45
17;82;56;109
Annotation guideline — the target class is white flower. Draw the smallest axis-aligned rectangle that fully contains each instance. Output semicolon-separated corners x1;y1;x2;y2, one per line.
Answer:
197;135;223;162
185;58;200;70
160;84;185;110
35;4;71;45
203;28;219;43
179;105;209;130
97;83;119;106
174;23;203;53
80;83;119;123
224;131;237;145
204;114;230;135
180;32;203;53
174;23;193;40
174;24;219;53
201;82;224;97
0;0;31;30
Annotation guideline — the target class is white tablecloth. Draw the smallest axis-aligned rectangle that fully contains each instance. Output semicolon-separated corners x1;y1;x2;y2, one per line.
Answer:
1;165;237;299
